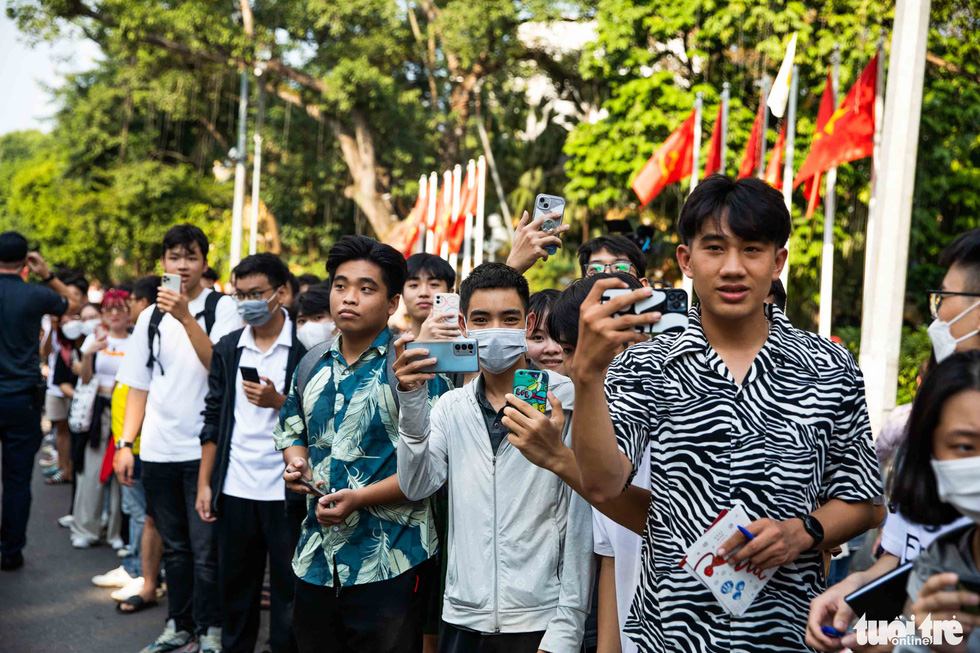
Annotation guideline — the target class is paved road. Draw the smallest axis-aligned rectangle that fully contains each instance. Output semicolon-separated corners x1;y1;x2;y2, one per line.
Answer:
0;458;270;652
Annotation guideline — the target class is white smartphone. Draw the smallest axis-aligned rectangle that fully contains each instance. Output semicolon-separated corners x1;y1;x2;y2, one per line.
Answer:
532;194;566;255
161;273;182;293
434;293;460;324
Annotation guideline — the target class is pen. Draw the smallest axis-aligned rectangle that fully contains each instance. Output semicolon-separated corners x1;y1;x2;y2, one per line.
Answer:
737;525;755;540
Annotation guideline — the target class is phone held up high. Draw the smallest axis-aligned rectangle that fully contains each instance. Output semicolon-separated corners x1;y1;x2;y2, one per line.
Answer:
405;339;479;374
600;287;689;335
434;293;460;325
532;194;566;256
161;273;182;293
513;369;548;414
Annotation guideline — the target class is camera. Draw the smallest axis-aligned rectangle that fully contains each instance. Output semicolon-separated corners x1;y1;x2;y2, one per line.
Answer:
600;288;689;335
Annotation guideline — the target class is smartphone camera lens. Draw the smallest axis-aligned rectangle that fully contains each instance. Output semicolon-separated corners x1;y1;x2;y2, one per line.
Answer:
541;200;550;209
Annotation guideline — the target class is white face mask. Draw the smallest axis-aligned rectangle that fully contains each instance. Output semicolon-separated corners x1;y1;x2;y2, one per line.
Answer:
81;318;102;337
466;322;528;374
931;456;980;524
61;320;84;340
297;320;336;350
928;299;980;363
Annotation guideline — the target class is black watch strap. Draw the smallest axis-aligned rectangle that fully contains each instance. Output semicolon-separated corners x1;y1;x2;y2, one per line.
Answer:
41;275;53;284
121;441;134;450
800;514;825;550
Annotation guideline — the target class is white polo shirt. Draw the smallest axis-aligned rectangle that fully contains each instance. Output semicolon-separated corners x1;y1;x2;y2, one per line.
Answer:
222;312;292;501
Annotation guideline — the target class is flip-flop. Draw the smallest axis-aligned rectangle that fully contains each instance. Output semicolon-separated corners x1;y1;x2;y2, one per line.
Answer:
116;595;157;614
45;471;69;485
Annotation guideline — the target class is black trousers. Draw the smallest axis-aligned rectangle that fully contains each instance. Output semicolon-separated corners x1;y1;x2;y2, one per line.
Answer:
292;561;432;653
437;623;546;653
142;460;220;634
0;391;42;556
217;494;297;653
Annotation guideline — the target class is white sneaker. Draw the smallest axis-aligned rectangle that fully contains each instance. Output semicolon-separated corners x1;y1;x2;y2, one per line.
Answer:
111;576;144;601
57;515;74;528
92;565;135;588
71;536;96;549
108;538;126;550
199;626;222;653
139;619;195;653
117;546;131;559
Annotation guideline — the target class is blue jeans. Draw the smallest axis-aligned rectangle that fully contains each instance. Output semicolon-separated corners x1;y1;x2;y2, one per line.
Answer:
121;479;146;578
0;391;43;556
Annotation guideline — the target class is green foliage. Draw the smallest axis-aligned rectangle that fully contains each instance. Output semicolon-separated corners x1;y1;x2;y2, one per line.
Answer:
524;248;579;293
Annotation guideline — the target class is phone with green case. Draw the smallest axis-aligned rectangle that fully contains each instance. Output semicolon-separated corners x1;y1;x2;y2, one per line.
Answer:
513;369;548;414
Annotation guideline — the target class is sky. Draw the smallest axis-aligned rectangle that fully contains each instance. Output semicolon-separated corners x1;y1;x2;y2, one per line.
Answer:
0;2;99;136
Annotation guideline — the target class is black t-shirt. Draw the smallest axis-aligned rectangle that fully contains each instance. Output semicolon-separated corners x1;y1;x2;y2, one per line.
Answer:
0;273;69;394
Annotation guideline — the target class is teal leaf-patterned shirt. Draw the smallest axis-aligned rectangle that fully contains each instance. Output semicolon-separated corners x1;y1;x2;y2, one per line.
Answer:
274;328;449;587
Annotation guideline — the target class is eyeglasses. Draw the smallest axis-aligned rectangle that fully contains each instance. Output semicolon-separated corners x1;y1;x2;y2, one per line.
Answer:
928;290;980;319
585;262;635;276
234;287;277;302
104;305;130;314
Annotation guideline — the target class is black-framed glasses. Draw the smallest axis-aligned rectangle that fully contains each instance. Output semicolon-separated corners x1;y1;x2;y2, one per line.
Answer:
928;290;980;319
585;262;635;276
234;287;278;302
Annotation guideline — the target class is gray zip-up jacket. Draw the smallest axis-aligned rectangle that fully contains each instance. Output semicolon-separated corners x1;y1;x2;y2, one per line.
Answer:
397;371;594;652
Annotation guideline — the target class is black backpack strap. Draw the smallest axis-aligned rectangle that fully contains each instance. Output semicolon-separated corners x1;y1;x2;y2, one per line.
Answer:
146;307;166;375
195;291;223;336
295;341;332;418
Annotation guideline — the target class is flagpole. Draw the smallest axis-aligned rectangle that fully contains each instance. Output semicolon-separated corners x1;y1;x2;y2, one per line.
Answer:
475;156;487;267
779;66;799;289
425;171;438;254
682;93;703;298
440;170;452;260
416;175;428;255
462;159;476;279
450;164;462;270
819;48;841;338
720;83;730;173
757;76;771;178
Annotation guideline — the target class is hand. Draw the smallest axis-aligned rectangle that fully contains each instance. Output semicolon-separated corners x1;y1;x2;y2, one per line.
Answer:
283;457;320;495
392;333;436;392
242;377;285;409
83;329;109;355
569;279;659;383
718;517;811;570
418;309;461;342
911;572;980;652
505;211;570;273
805;572;866;651
71;360;83;376
114;446;136;487
156;287;191;324
315;488;363;526
195;485;216;522
25;252;50;279
504;391;567;473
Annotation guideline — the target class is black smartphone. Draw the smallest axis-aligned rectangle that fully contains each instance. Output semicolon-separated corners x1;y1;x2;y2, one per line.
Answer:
844;561;914;622
298;478;326;498
240;366;261;383
958;576;980;616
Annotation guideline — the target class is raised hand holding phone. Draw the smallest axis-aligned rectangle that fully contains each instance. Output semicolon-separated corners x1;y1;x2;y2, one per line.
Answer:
392;333;437;391
505;210;571;274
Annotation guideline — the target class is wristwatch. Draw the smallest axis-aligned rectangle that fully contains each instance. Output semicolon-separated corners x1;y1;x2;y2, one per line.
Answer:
121;442;134;450
41;274;53;284
800;514;825;550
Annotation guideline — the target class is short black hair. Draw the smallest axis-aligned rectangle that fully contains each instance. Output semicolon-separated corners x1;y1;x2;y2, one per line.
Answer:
767;279;787;311
162;224;210;259
547;273;642;347
57;268;88;297
677;175;790;248
295;284;332;317
326;235;407;300
233;253;291;289
578;235;646;278
460;262;530;317
0;230;28;263
891;350;980;527
297;273;321;288
939;228;980;292
288;272;300;296
202;268;220;282
133;275;161;304
115;280;136;295
406;253;457;290
529;289;561;327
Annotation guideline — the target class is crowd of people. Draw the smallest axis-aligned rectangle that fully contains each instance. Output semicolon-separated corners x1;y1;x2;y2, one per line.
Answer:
0;174;978;653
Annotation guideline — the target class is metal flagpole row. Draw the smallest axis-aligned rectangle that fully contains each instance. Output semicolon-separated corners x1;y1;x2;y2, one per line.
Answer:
779;66;799;290
818;47;841;338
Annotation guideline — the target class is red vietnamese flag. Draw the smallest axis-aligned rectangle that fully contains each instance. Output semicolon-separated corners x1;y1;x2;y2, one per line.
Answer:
738;103;766;179
803;72;837;219
794;54;878;189
448;170;479;255
631;109;696;206
703;104;724;177
763;122;787;188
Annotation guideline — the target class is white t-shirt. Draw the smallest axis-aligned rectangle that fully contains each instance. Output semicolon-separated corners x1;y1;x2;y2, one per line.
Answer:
44;321;63;397
592;447;652;653
223;313;292;502
81;333;129;389
115;289;241;463
880;508;973;563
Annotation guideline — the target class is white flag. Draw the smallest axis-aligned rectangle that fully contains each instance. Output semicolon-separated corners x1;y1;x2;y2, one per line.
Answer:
767;32;798;119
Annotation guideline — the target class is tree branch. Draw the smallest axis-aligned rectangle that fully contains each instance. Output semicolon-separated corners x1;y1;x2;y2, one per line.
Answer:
926;51;980;84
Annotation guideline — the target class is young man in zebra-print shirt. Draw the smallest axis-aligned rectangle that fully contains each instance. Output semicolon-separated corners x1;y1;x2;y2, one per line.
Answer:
566;176;885;652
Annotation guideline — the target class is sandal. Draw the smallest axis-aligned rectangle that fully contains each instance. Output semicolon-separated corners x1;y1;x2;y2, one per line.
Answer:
45;471;69;485
116;595;158;614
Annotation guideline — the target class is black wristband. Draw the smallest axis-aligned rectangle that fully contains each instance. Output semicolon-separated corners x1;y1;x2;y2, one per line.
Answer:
121;441;134;450
41;275;53;284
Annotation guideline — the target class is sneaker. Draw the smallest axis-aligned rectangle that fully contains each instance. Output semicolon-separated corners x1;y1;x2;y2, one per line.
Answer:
71;536;97;549
92;565;135;588
117;546;131;559
139;619;197;653
199;626;221;653
111;576;144;601
57;515;74;528
108;538;126;551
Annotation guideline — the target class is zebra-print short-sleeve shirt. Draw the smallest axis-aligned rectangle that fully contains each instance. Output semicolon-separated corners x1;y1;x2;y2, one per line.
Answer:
606;306;883;653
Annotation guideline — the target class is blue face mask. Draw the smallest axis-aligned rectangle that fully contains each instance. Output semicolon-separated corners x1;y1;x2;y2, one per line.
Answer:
236;293;278;327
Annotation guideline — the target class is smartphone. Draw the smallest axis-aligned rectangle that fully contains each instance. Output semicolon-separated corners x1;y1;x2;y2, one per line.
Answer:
532;194;566;256
161;273;182;293
513;369;548;413
600;287;689;335
298;478;326;498
406;339;479;374
240;366;261;383
957;577;980;616
434;293;460;324
844;561;914;622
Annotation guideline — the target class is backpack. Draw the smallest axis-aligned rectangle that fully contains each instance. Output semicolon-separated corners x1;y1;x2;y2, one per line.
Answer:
145;291;223;375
